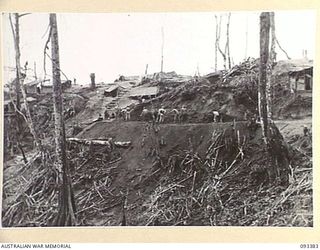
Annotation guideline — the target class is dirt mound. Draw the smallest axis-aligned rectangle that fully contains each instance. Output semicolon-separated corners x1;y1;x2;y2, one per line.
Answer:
3;119;298;227
125;58;311;123
70;121;294;226
127;59;260;123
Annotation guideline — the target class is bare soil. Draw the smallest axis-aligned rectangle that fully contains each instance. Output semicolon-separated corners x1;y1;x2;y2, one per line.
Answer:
2;59;313;227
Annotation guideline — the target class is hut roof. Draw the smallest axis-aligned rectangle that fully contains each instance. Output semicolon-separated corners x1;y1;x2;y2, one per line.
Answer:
273;59;313;76
129;86;159;97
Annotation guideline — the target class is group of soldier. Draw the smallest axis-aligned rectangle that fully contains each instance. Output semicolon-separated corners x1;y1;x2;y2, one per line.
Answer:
104;106;131;121
103;105;224;124
103;105;190;124
140;105;188;123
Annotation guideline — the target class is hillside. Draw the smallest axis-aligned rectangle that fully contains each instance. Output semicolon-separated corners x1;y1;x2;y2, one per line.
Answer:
2;59;313;227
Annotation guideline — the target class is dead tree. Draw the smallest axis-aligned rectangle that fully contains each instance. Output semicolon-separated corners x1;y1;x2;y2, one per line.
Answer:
275;37;291;60
216;14;232;70
12;13;21;110
214;15;219;71
90;73;96;89
50;13;76;226
161;27;164;73
266;12;276;121
225;13;231;69
9;13;42;152
216;15;226;70
34;62;37;79
145;64;148;75
259;12;290;185
269;12;277;65
258;12;270;144
244;16;248;60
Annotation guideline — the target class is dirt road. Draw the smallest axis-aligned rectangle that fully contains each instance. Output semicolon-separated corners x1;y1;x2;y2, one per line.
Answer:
275;118;312;139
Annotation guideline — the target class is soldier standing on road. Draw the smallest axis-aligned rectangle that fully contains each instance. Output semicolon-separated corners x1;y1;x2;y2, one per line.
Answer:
244;109;249;121
140;107;149;121
97;113;103;121
36;82;42;94
104;110;110;120
303;125;310;136
157;107;166;123
170;108;180;123
125;107;131;121
180;105;187;122
213;111;219;123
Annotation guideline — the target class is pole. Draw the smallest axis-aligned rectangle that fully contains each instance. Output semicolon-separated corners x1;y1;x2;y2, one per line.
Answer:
161;27;164;73
259;12;270;145
14;14;21;110
50;13;76;226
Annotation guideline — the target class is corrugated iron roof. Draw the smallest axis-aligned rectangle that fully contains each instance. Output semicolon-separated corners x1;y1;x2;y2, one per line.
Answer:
273;59;313;75
129;86;159;97
117;81;133;89
105;84;119;92
25;79;51;87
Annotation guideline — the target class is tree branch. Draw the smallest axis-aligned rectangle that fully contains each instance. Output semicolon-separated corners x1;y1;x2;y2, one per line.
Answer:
217;15;227;70
18;13;31;18
45;51;69;81
43;24;52;80
275;37;291;60
8;14;17;51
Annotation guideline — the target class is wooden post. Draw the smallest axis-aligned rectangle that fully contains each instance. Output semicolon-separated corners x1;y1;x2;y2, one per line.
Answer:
259;12;270;144
50;13;76;226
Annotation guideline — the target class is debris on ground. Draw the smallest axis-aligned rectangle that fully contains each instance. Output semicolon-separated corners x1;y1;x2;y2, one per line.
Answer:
2;58;313;227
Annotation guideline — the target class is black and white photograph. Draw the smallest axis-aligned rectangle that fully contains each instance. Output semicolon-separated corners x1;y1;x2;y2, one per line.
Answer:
1;11;314;227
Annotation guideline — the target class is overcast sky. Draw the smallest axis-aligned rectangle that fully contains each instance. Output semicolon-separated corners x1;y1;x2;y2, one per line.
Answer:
2;10;316;85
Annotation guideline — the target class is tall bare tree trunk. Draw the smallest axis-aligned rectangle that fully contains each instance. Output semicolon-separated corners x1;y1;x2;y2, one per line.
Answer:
266;12;276;121
214;15;219;71
34;62;37;79
216;15;227;70
14;14;21;110
269;12;276;65
50;13;76;226
145;64;148;75
259;12;270;145
161;27;164;73
259;12;291;185
275;37;291;60
225;13;231;69
10;13;42;151
244;16;248;60
90;73;95;89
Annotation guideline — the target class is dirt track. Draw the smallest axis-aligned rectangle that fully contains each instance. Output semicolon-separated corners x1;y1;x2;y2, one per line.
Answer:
275;118;312;139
